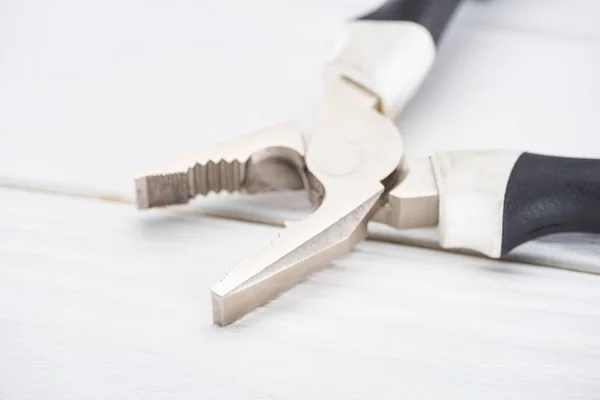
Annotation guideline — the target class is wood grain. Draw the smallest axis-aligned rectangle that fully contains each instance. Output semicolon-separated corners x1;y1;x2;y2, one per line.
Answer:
2;188;600;399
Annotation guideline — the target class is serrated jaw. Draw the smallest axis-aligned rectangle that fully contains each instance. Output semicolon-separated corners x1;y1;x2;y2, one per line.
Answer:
210;182;384;326
133;121;306;209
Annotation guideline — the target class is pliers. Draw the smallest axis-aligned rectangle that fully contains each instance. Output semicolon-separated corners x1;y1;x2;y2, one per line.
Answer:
133;0;600;326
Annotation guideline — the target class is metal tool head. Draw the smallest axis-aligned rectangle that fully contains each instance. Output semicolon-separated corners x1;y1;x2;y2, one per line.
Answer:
134;18;439;325
134;77;404;326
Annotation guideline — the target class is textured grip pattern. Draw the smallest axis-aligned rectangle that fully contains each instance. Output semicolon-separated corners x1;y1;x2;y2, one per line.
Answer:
501;152;600;255
358;0;462;44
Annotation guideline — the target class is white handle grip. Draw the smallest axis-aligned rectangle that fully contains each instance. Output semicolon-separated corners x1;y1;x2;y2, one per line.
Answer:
324;20;436;119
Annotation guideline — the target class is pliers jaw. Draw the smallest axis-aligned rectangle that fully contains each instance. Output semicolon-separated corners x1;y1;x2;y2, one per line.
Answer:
133;121;308;210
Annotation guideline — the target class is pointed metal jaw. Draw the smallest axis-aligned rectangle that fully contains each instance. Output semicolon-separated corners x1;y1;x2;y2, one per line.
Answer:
211;180;386;326
210;78;405;326
133;121;308;209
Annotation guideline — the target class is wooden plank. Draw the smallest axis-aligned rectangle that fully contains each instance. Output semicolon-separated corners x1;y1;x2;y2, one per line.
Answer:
1;187;600;399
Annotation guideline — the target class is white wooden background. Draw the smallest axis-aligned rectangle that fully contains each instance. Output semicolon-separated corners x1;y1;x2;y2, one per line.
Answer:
2;0;600;398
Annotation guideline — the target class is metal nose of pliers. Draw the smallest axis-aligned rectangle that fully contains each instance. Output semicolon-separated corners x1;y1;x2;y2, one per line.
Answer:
134;18;437;325
134;77;404;326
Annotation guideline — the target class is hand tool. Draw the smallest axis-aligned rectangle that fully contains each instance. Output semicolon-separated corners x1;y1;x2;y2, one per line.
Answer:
133;0;600;326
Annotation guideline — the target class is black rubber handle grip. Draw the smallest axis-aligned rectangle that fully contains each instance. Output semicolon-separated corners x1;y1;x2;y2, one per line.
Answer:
501;152;600;255
357;0;462;44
